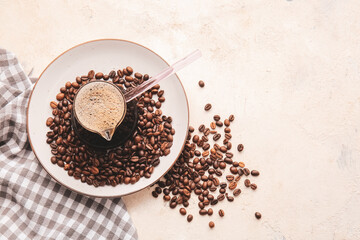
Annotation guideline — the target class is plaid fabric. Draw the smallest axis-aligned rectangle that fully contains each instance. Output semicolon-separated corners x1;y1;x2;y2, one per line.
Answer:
0;49;138;240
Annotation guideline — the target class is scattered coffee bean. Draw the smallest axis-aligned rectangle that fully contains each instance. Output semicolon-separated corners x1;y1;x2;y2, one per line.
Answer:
198;80;205;87
255;212;262;219
229;114;235;121
251;170;260;176
244;179;251;187
208;208;213;216
204;103;212;111
250;183;257;190
237;144;244;152
209;221;215;228
233;188;241;196
187;214;193;222
219;209;225;217
224;119;230;127
180;208;187;215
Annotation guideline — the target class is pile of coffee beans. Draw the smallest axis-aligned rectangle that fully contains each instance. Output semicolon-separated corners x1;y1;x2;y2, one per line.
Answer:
151;81;261;228
45;68;175;187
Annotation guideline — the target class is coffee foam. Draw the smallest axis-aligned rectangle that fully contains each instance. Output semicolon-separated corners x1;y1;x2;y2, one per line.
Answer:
74;82;125;133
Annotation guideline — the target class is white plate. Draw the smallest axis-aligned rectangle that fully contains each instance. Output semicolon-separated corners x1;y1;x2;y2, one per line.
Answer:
27;39;189;197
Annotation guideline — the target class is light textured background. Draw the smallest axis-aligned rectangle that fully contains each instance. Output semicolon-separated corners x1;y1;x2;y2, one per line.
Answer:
1;0;360;239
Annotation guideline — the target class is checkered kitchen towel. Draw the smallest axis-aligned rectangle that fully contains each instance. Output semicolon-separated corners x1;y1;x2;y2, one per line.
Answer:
0;49;138;240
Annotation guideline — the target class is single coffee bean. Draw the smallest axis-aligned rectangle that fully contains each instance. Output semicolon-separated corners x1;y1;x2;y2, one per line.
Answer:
239;162;245;168
213;133;221;141
152;191;158;198
250;183;257;190
226;175;234;181
189;126;195;132
170;201;177;209
213;115;220;121
198;124;205;132
224;127;231;133
126;66;133;74
179;208;187;215
219;209;225;217
95;72;103;79
229;182;237;190
255;212;262;219
229;114;235;121
210;122;216;129
56;93;64;101
50;101;58;109
224;119;230;127
216;121;223;127
244;179;251;187
204;103;212;111
46;117;53;126
243;168;250;176
187;214;193;222
217;194;225;201
199;209;207;215
209;221;215;228
237;144;244;152
233;188;241;196
230;166;238;174
220;146;227;153
198;80;205;87
207;208;213;216
251;170;260;176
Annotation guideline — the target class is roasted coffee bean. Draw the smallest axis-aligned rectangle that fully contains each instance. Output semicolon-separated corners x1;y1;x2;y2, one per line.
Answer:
251;170;260;176
233;188;241;196
198;202;205;209
244;179;251;187
95;72;103;79
207;208;213;216
198;124;205;132
217;194;225;201
152;191;158;198
229;114;235;121
189;126;195;132
220;146;227;153
180;208;187;215
226;175;234;181
50;101;57;109
213;133;221;141
250;183;257;190
224;119;230;126
199;209;207;215
46;117;53;126
56;93;64;101
198;80;205;87
192;135;199;143
219;209;225;217
219;188;226;194
229;182;237;190
210;122;216;129
243;168;250;176
170;201;177;209
224;127;231;133
255;212;262;219
204;103;212;111
237;144;244;152
209;221;215;228
187;214;193;222
230;166;238;174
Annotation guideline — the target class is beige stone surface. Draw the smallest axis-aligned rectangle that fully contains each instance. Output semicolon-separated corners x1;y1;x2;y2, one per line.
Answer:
2;0;360;239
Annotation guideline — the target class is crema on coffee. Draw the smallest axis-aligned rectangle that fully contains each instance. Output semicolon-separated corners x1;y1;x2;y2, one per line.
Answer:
74;81;126;139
